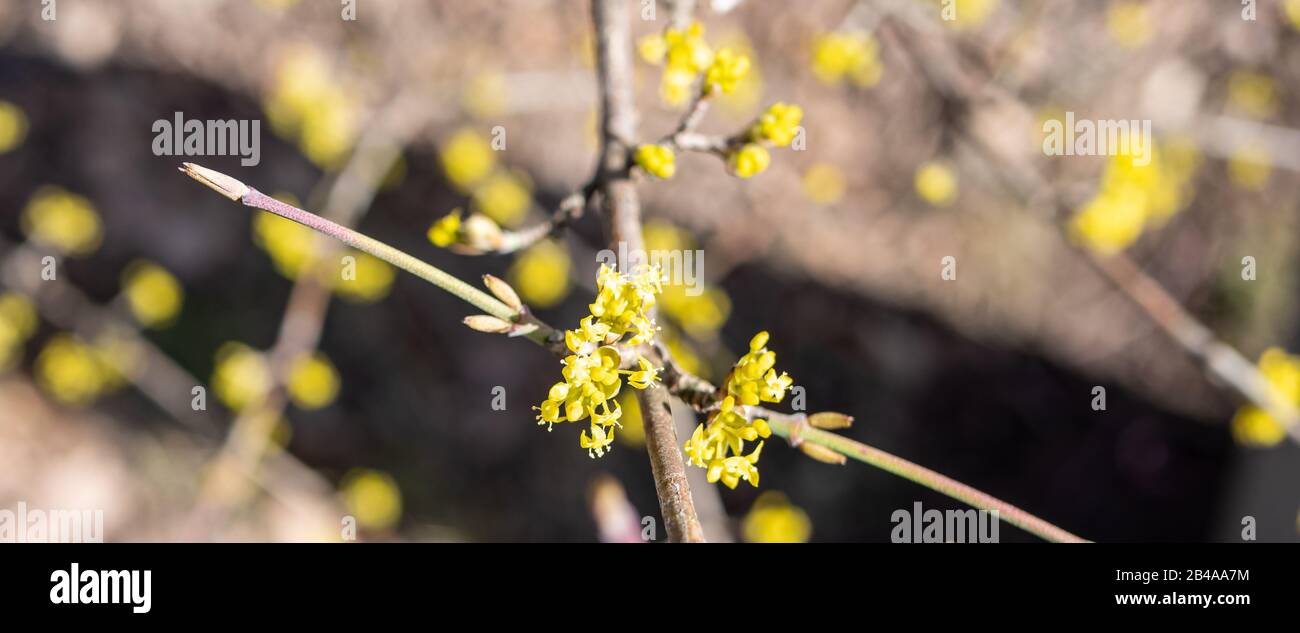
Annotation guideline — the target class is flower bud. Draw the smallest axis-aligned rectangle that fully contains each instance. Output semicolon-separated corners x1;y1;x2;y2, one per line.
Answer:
483;274;522;311
808;411;854;430
799;442;847;465
463;314;513;333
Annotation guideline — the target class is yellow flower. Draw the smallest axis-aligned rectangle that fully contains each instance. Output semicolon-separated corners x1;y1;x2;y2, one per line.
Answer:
427;209;463;248
211;341;272;412
729;143;770;179
262;46;358;170
634;144;676;179
0;100;28;154
914;161;958;207
472;170;533;228
660;67;697;107
742;491;812;543
21;187;103;256
660;285;731;337
580;423;616;458
1231;348;1300;447
753;102;803;147
1068;187;1147;255
811;31;882;88
287;351;340;410
35;334;109;407
802;162;847;205
704;48;750;95
664;21;713;74
340;468;402;531
333;251;396;303
440;128;496;193
1106;1;1151;49
298;89;359;170
626;355;660;389
509;240;572;308
121;260;183;329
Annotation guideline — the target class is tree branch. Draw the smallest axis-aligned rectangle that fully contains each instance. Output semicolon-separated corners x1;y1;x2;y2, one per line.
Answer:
592;0;705;543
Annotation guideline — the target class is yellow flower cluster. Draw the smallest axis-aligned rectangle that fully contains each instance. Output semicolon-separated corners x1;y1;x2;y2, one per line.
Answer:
509;240;573;308
1231;348;1299;447
1068;140;1197;255
914;161;958;207
212;341;273;412
639;22;752;106
704;48;751;95
727;102;804;179
753;102;803;147
121;260;184;329
684;331;793;488
287;351;340;410
634;144;676;179
22;187;102;256
811;31;882;88
263;45;359;170
534;265;663;458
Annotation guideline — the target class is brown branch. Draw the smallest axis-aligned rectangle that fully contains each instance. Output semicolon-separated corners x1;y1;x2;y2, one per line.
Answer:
592;0;704;543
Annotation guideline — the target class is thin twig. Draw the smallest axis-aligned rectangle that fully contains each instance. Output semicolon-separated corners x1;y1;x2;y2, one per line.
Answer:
592;0;706;543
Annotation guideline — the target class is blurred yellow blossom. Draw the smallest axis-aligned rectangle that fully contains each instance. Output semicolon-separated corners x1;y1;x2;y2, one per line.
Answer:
939;0;999;30
35;334;109;407
1227;71;1279;120
1069;141;1195;255
21;187;103;256
634;144;676;179
440;128;496;193
1287;0;1300;32
509;240;572;309
212;341;272;412
811;31;881;88
334;251;396;303
661;285;731;338
1231;348;1300;447
287;351;340;410
0;100;28;154
616;390;645;448
1106;1;1151;49
263;45;358;170
0;293;37;371
462;71;508;120
914;161;958;207
340;468;402;531
802;162;847;205
121;260;183;329
643;21;714;106
742;491;812;543
253;206;318;279
729;143;770;179
471;170;532;228
1227;143;1272;191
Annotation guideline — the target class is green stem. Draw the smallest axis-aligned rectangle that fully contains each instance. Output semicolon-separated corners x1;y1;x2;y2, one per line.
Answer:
241;188;555;346
766;416;1089;543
